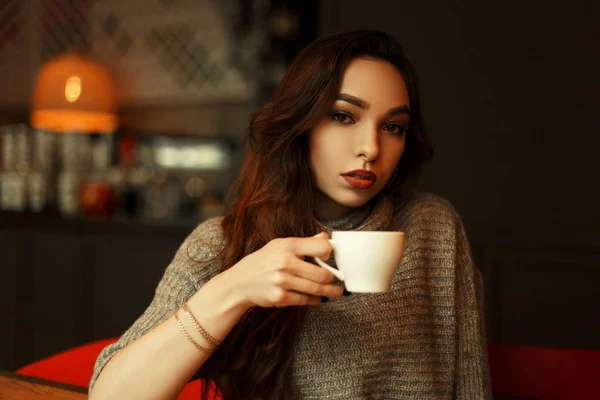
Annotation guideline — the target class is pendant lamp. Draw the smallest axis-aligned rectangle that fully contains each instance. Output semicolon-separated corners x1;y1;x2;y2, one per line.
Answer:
30;53;118;134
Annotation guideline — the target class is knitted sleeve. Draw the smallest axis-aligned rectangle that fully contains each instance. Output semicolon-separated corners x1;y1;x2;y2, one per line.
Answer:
88;217;224;392
452;212;493;399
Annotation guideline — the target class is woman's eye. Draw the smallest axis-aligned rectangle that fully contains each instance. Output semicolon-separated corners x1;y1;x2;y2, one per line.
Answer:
332;112;354;124
383;123;408;135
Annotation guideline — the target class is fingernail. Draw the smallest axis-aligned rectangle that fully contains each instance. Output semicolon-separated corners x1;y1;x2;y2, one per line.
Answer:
321;296;329;303
343;288;351;296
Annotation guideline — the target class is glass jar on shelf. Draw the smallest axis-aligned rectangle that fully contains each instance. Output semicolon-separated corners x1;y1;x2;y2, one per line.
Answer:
56;133;81;217
0;124;29;212
80;134;116;221
28;129;55;213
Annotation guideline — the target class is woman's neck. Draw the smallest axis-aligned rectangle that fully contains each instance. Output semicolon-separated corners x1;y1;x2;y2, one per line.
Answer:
314;191;373;224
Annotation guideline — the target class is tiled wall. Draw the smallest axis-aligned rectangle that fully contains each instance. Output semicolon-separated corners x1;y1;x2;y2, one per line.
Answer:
0;0;269;109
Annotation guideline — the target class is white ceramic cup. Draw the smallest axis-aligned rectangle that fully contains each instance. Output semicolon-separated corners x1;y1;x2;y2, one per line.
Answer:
314;231;405;293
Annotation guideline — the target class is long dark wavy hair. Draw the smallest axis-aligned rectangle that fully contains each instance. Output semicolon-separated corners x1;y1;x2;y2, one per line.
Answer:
196;30;434;399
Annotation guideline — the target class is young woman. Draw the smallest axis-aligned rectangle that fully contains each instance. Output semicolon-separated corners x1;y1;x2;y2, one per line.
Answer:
89;30;492;399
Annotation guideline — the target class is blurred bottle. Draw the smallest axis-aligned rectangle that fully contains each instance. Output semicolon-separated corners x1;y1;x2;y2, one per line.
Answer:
0;124;28;212
80;134;116;220
56;133;81;217
143;170;180;220
111;135;144;218
28;130;54;213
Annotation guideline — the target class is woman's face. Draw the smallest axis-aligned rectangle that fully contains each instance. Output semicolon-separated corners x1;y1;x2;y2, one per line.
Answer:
309;58;410;220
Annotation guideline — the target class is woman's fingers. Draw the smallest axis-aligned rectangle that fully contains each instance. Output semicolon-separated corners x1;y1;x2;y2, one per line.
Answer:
273;272;344;299
235;233;341;309
277;234;332;260
267;287;322;307
283;292;321;307
286;257;338;284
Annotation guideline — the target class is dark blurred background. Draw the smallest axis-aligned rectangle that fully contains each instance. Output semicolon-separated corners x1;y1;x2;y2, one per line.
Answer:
0;0;598;380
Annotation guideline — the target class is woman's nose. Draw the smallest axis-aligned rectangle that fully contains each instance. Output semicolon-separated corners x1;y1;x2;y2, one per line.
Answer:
356;123;379;162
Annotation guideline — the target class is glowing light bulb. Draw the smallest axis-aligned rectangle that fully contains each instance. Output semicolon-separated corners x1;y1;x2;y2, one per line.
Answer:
65;76;82;102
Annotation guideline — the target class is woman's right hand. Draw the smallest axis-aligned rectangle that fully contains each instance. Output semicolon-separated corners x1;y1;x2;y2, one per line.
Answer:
216;232;343;310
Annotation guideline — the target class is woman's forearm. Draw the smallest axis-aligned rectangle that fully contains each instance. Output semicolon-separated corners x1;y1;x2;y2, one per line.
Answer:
89;273;248;400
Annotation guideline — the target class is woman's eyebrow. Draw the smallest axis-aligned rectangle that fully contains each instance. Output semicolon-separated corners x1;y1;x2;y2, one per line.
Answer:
336;94;410;116
337;93;369;109
386;105;411;117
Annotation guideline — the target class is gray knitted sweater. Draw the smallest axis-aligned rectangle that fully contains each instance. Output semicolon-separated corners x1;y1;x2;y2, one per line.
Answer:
90;192;492;399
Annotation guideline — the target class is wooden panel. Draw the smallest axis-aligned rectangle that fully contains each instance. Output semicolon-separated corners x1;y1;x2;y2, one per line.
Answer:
0;213;196;370
0;228;24;370
29;231;86;361
88;232;185;340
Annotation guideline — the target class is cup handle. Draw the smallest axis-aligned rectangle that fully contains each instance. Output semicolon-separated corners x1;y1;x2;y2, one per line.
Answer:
313;240;345;281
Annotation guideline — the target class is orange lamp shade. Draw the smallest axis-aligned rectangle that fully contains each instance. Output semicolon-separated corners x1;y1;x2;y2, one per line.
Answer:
31;53;118;134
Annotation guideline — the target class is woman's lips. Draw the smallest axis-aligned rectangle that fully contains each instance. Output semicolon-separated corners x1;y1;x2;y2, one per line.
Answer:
342;170;377;189
343;175;375;189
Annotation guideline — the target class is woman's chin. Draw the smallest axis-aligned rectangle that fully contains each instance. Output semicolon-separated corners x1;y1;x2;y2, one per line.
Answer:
331;190;378;209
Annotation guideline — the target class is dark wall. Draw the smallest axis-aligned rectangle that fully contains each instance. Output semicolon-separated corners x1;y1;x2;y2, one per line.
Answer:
321;1;600;239
320;1;600;350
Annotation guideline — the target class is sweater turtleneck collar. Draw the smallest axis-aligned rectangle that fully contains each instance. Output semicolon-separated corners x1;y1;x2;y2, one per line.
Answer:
314;194;394;235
